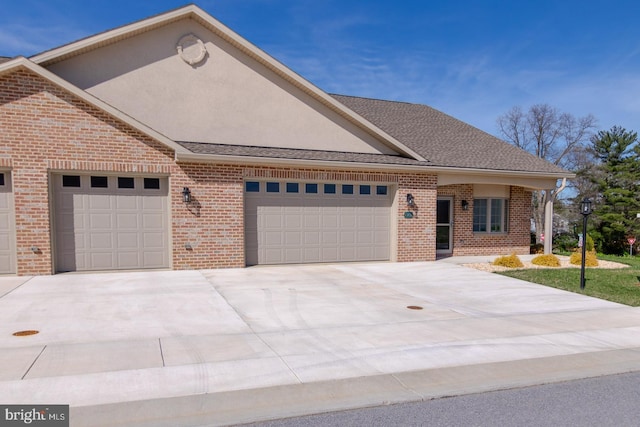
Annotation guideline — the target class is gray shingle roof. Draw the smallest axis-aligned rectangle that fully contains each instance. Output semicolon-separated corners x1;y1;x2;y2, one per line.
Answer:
331;95;568;174
177;141;431;166
0;57;13;65
176;95;569;175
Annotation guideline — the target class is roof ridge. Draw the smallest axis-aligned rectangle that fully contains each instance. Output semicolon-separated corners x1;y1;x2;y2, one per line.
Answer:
330;93;418;107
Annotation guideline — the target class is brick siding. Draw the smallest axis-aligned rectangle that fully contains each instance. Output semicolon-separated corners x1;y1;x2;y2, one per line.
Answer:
1;68;530;275
437;184;531;256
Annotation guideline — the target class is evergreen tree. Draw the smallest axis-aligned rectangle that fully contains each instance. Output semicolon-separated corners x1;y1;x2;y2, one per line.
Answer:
589;126;640;254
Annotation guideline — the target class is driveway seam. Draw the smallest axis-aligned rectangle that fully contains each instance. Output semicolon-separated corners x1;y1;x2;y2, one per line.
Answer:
21;345;46;380
202;274;304;385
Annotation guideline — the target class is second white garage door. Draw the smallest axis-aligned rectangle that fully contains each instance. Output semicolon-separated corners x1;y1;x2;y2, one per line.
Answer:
245;181;393;265
53;174;170;272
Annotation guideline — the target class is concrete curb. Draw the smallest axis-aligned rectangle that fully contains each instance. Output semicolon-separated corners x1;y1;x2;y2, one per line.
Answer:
71;347;640;427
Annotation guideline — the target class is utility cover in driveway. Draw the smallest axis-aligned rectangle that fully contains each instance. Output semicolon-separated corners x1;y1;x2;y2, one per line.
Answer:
53;174;169;272
244;181;392;265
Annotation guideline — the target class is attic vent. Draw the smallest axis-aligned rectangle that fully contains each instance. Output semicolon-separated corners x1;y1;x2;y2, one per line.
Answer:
177;34;207;66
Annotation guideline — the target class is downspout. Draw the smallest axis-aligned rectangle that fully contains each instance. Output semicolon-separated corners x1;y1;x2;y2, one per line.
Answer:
544;178;567;254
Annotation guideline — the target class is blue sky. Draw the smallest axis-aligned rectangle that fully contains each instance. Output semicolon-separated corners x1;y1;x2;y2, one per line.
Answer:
2;0;639;137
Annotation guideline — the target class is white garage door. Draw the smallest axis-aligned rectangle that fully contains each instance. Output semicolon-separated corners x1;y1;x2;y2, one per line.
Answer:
0;172;16;274
53;174;170;272
245;181;392;265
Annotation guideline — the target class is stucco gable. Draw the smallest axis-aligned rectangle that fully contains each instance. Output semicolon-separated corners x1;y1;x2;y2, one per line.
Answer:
0;57;188;157
0;63;176;174
34;5;423;160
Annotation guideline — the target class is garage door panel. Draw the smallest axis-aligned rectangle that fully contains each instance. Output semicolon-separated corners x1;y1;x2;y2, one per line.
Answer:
322;231;338;244
90;233;113;249
142;197;165;209
284;248;302;263
304;216;320;228
143;251;166;267
322;214;338;228
356;246;373;259
142;213;164;228
115;196;138;209
357;231;373;244
0;212;9;229
88;195;112;209
322;247;338;262
0;234;10;251
284;231;301;245
143;232;165;248
245;181;392;265
116;213;138;229
54;174;169;272
117;233;138;249
90;252;114;269
265;232;282;245
90;213;113;229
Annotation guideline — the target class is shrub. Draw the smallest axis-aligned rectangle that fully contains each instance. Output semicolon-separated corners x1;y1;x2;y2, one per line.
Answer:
532;254;561;267
585;234;595;251
553;232;578;253
530;243;544;254
493;253;524;268
569;250;599;267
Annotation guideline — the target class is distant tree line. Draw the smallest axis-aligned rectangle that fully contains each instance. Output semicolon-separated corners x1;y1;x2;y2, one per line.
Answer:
497;104;640;255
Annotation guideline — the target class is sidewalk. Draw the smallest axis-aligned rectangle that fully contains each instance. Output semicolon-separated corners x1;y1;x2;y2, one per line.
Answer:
1;260;640;426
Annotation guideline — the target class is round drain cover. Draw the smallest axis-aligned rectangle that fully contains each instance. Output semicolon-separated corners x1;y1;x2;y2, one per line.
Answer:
407;305;423;310
12;330;39;337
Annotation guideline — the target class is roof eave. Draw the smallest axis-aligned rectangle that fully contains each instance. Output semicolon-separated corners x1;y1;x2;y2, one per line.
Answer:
175;151;575;181
175;152;432;172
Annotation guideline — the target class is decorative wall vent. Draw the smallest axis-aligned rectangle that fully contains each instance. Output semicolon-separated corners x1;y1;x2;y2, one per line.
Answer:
176;34;208;66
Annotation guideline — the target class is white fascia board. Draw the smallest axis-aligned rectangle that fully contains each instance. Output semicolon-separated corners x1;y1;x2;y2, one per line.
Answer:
29;4;425;162
1;58;188;156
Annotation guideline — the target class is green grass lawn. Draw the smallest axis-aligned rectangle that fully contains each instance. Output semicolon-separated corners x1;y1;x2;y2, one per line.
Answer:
497;254;640;306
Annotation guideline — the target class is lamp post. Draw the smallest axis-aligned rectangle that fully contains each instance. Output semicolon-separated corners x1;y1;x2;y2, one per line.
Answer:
580;198;593;290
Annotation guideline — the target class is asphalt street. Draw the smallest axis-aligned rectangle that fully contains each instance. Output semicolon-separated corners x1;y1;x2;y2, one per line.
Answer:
242;371;640;427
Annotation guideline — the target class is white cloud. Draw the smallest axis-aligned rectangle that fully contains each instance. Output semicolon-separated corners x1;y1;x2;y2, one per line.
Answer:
0;22;87;57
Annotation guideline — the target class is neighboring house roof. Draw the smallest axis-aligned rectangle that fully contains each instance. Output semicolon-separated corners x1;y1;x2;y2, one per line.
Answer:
332;95;569;175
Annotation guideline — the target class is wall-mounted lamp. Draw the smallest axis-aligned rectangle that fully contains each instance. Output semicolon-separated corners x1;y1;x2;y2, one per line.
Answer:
406;193;416;208
461;200;469;211
182;187;192;203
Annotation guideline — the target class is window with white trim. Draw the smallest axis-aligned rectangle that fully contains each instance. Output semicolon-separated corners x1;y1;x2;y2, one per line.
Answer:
473;198;509;233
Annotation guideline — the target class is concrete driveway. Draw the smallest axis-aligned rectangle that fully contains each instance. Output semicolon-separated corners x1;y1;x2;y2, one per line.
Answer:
1;261;640;426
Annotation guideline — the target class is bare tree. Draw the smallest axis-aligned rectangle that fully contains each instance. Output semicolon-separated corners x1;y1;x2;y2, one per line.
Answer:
497;104;597;243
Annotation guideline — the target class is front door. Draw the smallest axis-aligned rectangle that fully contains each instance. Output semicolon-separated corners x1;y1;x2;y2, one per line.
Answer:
436;197;453;255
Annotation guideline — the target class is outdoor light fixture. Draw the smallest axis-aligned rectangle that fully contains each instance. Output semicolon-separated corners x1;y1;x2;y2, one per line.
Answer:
461;200;469;211
182;187;192;203
579;197;593;290
406;193;416;208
